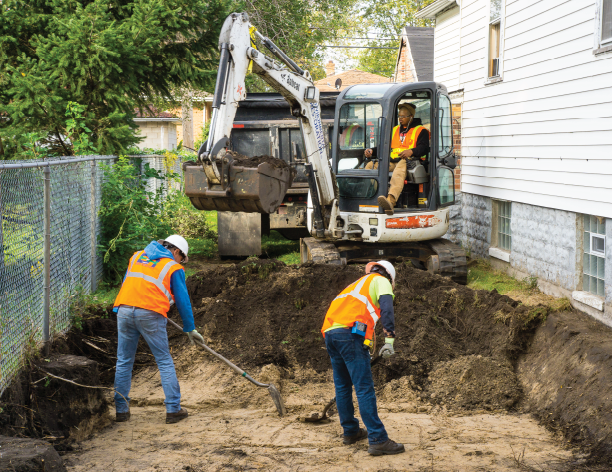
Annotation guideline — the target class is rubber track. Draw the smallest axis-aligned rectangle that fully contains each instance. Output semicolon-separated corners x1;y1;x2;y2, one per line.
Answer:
427;239;468;285
302;237;343;265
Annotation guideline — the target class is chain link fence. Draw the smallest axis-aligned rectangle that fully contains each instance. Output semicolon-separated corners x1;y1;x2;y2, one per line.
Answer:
0;153;185;395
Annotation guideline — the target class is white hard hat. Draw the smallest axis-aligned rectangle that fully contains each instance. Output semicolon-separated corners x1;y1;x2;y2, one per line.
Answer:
159;235;189;263
365;260;396;288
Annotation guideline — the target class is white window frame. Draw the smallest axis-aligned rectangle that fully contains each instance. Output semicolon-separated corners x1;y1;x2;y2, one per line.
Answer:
594;0;612;54
591;233;606;256
485;0;505;84
582;215;606;298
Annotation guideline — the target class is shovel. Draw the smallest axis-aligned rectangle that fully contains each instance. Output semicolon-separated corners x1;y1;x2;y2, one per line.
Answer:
167;318;286;417
298;355;383;423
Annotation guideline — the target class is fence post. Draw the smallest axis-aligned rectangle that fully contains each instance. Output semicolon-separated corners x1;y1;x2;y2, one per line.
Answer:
90;160;97;293
43;165;51;355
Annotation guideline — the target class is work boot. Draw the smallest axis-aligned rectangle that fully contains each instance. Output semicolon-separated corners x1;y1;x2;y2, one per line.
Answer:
343;428;368;445
166;408;189;424
115;410;130;422
368;439;406;456
377;195;394;215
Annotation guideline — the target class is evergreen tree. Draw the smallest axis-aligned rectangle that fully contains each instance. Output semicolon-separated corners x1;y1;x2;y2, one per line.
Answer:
0;0;233;158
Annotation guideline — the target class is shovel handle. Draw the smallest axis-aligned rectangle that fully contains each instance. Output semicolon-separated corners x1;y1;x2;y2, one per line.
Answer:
166;318;267;388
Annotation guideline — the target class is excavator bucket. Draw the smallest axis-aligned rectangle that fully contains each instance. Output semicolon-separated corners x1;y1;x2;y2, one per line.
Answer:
184;160;294;214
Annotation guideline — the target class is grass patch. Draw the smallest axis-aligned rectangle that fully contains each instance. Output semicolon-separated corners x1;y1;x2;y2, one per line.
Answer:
90;285;120;306
262;231;300;264
468;259;535;294
468;258;572;313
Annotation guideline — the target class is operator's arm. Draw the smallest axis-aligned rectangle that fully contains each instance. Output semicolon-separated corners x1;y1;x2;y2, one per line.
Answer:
411;129;430;159
170;269;196;332
378;294;396;338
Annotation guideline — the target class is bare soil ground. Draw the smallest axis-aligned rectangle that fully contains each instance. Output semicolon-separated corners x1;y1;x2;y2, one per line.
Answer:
5;260;611;471
64;349;575;472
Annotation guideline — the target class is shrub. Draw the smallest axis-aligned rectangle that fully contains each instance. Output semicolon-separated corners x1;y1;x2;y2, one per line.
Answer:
163;191;216;240
98;157;172;285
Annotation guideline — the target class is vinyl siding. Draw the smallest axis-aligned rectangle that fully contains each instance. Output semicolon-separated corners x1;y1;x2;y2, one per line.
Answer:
444;0;612;217
434;5;462;91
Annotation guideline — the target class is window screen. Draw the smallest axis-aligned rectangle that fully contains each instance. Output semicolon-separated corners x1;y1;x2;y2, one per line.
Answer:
602;0;612;44
488;0;502;77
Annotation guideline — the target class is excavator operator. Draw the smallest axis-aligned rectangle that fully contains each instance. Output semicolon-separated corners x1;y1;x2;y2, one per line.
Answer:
364;103;430;215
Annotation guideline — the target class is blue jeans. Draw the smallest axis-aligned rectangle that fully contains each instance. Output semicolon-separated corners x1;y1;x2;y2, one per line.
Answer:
325;328;388;444
114;306;181;413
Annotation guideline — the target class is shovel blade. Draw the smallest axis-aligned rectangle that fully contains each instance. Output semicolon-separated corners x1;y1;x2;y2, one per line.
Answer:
268;384;286;417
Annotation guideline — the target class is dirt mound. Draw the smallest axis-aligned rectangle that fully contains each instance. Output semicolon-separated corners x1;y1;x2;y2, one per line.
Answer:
0;354;109;452
424;355;521;411
179;260;548;411
226;150;293;170
519;310;612;465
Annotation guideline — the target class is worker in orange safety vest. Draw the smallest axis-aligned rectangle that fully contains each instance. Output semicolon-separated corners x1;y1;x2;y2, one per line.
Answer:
364;103;430;215
112;235;204;424
321;261;405;456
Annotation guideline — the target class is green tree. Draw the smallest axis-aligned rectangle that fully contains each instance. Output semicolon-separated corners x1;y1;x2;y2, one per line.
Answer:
0;0;234;159
350;0;435;78
244;0;357;90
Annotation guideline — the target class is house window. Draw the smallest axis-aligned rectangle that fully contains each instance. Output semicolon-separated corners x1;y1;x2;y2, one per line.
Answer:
601;0;612;46
489;0;502;77
583;215;606;297
498;201;511;251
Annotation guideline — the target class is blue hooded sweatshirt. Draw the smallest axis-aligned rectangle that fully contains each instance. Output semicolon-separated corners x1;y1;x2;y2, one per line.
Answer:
113;241;195;332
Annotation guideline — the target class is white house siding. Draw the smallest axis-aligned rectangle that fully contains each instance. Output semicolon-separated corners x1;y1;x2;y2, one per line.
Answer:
434;5;462;91
457;0;612;218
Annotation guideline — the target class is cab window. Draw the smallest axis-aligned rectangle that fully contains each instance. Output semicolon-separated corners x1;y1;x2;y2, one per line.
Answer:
336;103;382;173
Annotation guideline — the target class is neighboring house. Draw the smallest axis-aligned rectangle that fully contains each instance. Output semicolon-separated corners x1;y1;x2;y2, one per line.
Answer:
394;26;435;83
134;109;179;151
393;25;463;191
174;94;213;151
315;61;391;91
417;0;612;325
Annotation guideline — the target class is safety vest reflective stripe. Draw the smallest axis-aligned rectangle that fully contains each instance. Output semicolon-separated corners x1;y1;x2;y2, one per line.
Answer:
332;275;380;324
124;251;177;306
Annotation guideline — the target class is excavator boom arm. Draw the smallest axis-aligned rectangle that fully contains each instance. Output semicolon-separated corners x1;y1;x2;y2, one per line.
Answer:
198;12;337;214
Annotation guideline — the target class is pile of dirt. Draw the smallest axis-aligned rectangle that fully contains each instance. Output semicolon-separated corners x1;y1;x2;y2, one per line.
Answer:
424;355;521;411
179;259;549;411
518;310;612;465
0;354;109;451
226;150;295;171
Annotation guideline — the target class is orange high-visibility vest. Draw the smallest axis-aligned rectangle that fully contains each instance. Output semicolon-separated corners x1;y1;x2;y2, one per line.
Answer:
113;250;183;317
321;273;383;345
391;125;425;157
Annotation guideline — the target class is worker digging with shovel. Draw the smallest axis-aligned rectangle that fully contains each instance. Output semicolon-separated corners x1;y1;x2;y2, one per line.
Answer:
112;235;204;424
321;261;405;456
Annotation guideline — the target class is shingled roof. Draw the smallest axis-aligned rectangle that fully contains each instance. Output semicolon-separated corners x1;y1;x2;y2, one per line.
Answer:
314;69;391;92
395;26;434;83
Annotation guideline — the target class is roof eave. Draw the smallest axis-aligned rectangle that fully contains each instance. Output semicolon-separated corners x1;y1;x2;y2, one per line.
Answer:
415;0;458;19
134;118;180;122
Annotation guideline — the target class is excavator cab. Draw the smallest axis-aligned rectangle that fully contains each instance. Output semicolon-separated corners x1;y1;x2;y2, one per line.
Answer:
332;82;457;216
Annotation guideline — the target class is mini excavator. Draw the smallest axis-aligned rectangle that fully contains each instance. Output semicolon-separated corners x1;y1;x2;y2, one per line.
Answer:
184;13;467;284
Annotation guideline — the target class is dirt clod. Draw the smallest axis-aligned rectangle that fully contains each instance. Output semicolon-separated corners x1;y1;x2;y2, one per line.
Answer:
425;355;521;411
